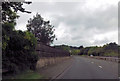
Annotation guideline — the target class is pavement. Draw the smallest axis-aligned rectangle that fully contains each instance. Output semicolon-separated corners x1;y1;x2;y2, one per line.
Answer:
38;57;74;79
38;56;119;79
57;56;118;79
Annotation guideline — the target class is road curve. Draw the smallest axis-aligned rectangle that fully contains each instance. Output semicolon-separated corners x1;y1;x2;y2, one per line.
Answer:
57;56;118;79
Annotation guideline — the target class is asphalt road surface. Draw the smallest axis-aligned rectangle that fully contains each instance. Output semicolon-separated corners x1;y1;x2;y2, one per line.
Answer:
57;56;118;79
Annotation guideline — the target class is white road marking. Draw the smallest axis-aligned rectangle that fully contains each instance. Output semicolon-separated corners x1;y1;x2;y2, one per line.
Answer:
91;62;94;64
98;66;102;68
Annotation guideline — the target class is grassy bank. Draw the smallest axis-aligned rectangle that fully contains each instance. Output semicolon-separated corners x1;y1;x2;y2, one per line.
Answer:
14;70;43;79
3;70;44;79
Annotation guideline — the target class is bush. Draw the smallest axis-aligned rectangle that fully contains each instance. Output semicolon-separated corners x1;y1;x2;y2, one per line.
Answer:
2;24;38;75
78;42;118;57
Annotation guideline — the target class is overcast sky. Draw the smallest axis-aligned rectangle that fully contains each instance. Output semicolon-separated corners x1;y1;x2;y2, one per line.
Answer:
16;0;119;47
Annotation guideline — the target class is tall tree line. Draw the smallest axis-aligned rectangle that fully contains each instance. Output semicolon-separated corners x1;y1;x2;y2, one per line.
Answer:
2;2;38;75
2;1;57;76
78;42;118;57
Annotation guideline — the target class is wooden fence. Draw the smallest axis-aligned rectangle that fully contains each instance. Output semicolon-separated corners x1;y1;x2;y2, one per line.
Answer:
36;43;70;57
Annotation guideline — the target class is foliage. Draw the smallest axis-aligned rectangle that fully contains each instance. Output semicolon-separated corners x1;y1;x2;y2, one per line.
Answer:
2;2;38;76
71;49;80;55
13;70;43;79
78;42;118;57
2;26;38;74
53;44;81;55
24;31;37;48
53;43;118;57
2;2;31;24
27;13;56;45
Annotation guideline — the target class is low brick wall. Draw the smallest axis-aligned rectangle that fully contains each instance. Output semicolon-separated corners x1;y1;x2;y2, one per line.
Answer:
36;57;70;69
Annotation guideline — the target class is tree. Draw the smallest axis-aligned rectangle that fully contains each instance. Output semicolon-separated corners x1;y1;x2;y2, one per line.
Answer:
78;46;83;49
2;2;38;75
102;42;118;56
2;2;31;24
2;30;38;74
27;13;56;45
78;42;118;56
2;2;32;51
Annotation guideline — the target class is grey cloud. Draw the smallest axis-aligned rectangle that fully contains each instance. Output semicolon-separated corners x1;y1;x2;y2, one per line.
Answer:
16;2;118;47
92;38;110;46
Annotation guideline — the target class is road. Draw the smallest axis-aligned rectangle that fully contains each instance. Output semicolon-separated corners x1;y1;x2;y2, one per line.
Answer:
57;56;118;79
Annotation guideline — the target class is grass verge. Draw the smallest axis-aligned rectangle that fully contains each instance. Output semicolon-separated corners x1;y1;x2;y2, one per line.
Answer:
11;70;44;79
